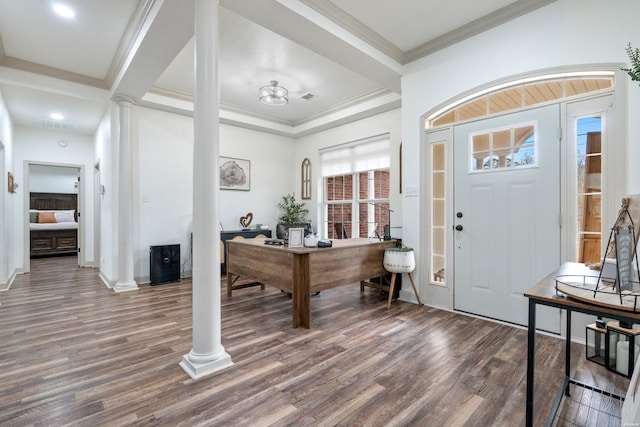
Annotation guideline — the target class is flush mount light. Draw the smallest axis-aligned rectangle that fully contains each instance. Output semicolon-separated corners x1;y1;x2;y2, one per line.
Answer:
50;113;64;120
58;140;68;148
53;3;75;19
259;80;288;106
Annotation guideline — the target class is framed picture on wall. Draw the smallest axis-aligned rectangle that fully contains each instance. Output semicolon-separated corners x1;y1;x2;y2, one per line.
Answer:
219;157;250;191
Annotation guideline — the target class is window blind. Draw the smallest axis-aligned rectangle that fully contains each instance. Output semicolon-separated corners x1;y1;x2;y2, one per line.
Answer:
320;135;390;177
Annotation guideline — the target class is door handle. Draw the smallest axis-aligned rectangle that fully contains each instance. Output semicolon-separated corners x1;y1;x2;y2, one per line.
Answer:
455;225;463;231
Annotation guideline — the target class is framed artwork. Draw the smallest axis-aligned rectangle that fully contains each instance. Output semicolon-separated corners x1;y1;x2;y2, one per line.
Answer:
301;158;311;199
219;157;250;191
288;227;304;248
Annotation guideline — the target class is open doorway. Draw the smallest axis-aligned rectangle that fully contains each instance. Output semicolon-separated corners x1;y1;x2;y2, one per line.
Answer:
23;163;83;273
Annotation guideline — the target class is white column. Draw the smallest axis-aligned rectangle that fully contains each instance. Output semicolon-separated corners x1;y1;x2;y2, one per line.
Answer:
180;0;232;379
114;95;139;293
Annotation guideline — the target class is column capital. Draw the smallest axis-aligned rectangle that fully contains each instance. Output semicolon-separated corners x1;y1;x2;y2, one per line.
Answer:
113;94;138;105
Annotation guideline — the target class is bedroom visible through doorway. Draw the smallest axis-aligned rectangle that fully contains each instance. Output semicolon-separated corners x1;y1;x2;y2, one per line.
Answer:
25;163;82;273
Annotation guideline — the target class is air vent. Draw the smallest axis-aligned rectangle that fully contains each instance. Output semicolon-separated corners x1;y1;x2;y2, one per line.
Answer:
298;93;317;101
35;119;79;132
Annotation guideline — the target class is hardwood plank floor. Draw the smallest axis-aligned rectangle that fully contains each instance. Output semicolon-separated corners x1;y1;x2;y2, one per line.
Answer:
0;257;629;426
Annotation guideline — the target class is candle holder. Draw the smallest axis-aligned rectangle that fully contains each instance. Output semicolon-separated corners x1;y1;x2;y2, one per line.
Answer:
585;323;607;367
605;321;640;378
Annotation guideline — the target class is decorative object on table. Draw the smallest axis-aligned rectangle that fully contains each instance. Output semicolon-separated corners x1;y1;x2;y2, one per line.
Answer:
301;158;311;200
317;239;332;248
219;157;250;191
304;233;318;247
605;321;640;378
276;193;312;239
239;212;253;230
287;227;304;248
383;244;422;309
622;43;640;87
555;195;640;311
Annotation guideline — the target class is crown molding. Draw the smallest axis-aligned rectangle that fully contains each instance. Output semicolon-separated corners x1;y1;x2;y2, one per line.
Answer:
0;56;108;89
105;0;159;88
292;87;395;127
299;0;404;64
405;0;557;63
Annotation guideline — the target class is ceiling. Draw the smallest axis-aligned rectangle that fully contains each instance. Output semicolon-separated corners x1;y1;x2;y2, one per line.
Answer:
0;0;556;137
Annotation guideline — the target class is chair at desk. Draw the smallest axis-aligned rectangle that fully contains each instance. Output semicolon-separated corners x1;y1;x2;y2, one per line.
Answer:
226;235;265;297
334;223;348;239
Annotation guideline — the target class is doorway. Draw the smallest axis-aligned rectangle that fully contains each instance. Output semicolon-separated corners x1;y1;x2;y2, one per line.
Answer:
452;104;561;332
23;162;84;273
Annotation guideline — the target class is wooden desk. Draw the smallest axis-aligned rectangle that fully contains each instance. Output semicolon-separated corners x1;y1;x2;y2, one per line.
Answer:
525;262;640;426
226;238;397;328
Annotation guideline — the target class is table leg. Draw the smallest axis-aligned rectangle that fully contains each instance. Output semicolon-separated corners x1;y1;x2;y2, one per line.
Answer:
526;298;536;427
387;273;397;309
565;309;572;396
291;253;311;328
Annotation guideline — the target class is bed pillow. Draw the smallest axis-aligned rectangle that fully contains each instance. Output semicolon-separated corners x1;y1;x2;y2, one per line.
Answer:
38;211;57;223
29;210;38;223
54;210;75;223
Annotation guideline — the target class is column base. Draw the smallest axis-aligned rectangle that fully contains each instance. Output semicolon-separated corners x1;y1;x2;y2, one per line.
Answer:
180;350;233;379
114;280;138;293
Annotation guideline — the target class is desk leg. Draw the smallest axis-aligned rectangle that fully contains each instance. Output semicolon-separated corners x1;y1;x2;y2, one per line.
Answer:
526;298;536;427
291;254;310;328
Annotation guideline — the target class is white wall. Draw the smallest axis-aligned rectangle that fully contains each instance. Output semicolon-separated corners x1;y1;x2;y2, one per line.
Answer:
401;0;640;337
0;89;14;288
94;104;117;284
12;126;95;268
30;164;79;193
129;106;295;283
295;108;403;237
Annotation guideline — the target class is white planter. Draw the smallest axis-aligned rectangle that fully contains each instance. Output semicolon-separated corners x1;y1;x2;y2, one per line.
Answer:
383;249;415;273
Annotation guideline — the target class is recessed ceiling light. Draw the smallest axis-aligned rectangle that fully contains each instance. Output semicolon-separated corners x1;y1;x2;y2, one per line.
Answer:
50;113;64;120
53;3;75;19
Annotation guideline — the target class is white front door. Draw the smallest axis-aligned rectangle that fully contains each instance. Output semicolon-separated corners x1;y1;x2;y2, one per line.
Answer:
453;104;561;331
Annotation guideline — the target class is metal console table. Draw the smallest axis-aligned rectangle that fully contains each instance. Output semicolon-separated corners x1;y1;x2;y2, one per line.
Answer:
525;262;640;426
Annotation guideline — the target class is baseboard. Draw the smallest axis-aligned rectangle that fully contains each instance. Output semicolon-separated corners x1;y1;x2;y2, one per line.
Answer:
0;270;17;291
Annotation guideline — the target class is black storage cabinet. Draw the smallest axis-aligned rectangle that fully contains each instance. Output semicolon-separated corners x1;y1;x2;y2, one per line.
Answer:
150;244;180;285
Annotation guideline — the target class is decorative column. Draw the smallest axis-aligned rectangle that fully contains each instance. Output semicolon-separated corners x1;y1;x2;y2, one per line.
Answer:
114;95;139;293
180;0;232;379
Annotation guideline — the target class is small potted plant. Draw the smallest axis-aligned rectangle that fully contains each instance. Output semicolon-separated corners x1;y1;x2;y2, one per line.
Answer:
276;193;312;239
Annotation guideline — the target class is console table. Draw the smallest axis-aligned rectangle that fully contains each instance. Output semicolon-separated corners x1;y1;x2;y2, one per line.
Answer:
525;262;640;426
226;238;396;328
220;229;271;273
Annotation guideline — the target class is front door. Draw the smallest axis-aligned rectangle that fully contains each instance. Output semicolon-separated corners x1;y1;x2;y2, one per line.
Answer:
453;104;561;332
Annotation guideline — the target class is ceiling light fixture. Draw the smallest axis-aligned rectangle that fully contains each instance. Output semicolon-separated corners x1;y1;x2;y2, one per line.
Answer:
259;80;288;106
53;3;75;19
50;113;64;120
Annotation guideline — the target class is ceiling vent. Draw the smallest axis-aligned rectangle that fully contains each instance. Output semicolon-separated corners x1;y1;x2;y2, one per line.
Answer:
35;119;79;132
298;93;317;102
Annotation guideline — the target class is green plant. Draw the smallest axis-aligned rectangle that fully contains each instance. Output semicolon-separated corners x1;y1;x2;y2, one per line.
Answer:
622;43;640;85
277;193;309;223
396;243;413;251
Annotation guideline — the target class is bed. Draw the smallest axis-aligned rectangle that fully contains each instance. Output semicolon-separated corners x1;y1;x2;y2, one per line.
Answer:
29;192;78;258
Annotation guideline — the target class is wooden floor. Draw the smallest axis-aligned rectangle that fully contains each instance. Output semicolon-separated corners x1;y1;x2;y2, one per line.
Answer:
0;257;629;426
